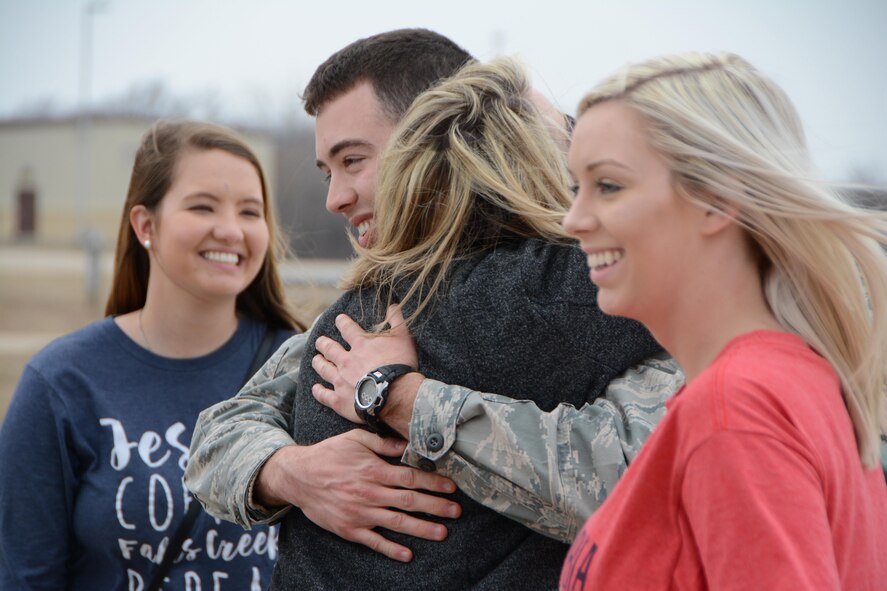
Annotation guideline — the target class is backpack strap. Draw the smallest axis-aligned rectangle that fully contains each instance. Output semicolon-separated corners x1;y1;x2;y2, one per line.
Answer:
147;326;278;589
244;328;276;386
145;500;201;591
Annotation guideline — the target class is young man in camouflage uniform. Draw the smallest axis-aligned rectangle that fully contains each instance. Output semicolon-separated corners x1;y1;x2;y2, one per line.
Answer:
185;28;682;577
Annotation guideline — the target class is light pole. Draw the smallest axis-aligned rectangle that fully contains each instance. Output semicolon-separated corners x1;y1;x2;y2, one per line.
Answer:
77;0;108;306
76;0;108;238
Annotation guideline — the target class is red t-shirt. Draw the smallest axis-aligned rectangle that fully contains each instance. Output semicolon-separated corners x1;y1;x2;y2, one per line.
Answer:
561;330;887;590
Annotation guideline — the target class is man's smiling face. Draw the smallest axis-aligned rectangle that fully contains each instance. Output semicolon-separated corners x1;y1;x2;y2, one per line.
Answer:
314;80;397;248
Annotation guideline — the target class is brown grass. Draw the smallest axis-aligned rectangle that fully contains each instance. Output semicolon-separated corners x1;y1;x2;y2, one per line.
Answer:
0;246;344;422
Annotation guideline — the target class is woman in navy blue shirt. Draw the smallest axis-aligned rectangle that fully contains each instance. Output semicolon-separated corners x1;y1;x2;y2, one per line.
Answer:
0;120;303;590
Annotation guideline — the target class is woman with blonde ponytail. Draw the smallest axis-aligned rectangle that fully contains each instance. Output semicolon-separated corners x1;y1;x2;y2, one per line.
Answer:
343;58;576;323
273;57;662;588
561;52;887;589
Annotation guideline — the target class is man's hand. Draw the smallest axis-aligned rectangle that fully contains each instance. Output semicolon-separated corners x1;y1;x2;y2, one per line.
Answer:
253;429;461;562
311;305;419;426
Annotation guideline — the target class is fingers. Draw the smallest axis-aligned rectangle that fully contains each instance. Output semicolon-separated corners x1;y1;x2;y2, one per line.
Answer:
385;305;409;334
345;480;458;536
315;335;348;368
311;353;342;387
368;505;450;541
335;313;367;347
376;479;461;519
345;431;460;498
346;429;405;457
349;528;414;563
311;382;359;423
301;431;462;563
388;463;459;496
345;505;454;562
384;305;414;351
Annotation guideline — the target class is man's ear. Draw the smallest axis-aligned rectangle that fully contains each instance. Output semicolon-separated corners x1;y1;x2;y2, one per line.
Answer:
130;204;153;245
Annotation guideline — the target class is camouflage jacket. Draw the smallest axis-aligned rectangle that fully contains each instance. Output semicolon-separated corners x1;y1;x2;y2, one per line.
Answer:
186;332;683;543
403;352;681;541
186;332;309;528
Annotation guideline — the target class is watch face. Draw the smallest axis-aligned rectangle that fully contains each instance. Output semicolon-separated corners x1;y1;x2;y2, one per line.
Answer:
357;378;378;408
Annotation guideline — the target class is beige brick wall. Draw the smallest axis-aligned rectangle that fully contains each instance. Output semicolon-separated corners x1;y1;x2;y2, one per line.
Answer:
0;118;277;247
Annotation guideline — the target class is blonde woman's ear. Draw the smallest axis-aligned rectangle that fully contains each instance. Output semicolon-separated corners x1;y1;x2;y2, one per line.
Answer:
695;188;740;237
700;205;739;236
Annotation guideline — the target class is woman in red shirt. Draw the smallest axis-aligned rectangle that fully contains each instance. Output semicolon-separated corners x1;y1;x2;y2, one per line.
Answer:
561;52;887;590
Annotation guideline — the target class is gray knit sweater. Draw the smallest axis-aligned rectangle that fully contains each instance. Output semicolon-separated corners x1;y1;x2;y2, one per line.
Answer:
271;238;661;590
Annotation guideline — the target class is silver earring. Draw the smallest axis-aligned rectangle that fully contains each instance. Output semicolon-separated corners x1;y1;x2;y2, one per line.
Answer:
143;239;151;250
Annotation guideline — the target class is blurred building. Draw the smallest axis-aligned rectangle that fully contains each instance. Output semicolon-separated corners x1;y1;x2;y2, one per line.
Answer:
0;116;276;248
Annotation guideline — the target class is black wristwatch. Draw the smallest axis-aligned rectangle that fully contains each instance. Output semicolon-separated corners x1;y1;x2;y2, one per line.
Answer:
354;364;414;433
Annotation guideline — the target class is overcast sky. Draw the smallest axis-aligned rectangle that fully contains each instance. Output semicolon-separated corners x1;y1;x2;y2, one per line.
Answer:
1;0;884;181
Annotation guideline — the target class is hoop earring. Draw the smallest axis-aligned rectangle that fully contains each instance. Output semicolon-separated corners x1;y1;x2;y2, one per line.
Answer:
143;239;151;250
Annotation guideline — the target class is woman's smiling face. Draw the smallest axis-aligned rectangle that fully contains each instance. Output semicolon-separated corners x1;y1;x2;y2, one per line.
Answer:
563;100;707;325
145;148;269;305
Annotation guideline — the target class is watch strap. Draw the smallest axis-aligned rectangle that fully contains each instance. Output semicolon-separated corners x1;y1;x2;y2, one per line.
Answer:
356;364;414;433
370;363;414;385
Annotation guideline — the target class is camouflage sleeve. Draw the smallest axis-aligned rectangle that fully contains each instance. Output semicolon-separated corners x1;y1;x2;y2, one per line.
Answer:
185;332;308;529
402;353;683;542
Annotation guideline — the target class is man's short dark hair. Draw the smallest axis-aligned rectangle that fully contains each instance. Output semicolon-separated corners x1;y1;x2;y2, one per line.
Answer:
303;28;473;121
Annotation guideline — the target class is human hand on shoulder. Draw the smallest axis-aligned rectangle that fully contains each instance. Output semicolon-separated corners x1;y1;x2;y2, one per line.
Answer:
311;305;422;435
254;430;460;562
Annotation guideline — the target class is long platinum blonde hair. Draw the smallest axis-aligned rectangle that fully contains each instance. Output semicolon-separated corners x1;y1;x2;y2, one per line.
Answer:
343;57;573;322
580;52;887;467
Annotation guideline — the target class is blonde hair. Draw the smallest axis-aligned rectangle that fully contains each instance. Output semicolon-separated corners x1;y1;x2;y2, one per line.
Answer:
344;57;573;323
579;52;887;467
